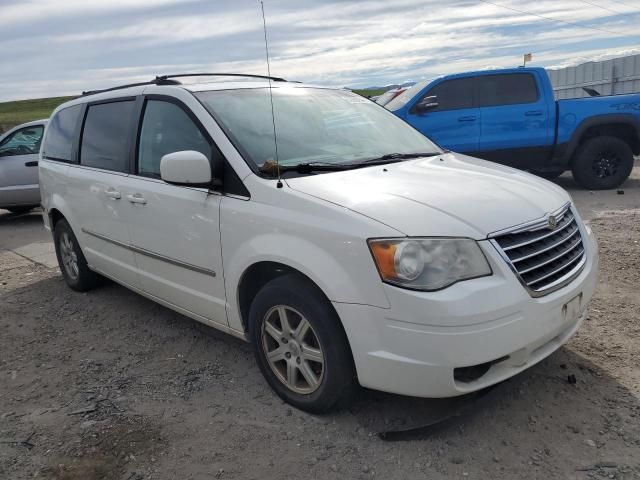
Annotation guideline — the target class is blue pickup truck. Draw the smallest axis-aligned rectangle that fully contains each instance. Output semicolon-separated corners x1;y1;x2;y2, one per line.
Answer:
386;67;640;189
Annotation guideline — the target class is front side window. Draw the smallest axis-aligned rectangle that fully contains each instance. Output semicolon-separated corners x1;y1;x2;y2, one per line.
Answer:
196;87;440;170
419;78;475;112
0;125;44;157
138;100;212;178
42;105;82;162
477;74;539;107
80;100;135;172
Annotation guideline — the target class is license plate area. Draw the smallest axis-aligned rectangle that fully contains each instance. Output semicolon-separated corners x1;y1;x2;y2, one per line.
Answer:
563;293;583;324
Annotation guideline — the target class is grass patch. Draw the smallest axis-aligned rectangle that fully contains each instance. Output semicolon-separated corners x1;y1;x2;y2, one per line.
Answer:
0;96;76;133
352;89;388;98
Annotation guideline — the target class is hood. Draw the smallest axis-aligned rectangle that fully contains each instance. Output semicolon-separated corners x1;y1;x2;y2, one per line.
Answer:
285;153;570;239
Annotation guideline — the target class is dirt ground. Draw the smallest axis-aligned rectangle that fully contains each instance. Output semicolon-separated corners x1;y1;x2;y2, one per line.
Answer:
1;169;639;480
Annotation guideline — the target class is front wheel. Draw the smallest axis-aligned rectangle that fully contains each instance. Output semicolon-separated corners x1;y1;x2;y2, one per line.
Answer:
249;274;356;413
571;136;634;190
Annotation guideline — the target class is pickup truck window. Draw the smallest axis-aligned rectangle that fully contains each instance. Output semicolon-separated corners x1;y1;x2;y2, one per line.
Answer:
477;73;538;107
418;78;474;112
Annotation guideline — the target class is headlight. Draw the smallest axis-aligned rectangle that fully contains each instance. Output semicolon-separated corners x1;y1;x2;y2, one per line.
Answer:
368;238;492;291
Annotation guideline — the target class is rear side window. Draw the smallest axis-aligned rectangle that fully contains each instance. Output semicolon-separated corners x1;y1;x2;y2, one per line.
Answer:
477;74;538;107
43;105;82;161
0;125;44;157
419;78;474;112
80;100;135;172
137;100;212;178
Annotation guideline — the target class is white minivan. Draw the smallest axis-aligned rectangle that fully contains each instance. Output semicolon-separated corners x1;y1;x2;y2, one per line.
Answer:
39;74;599;412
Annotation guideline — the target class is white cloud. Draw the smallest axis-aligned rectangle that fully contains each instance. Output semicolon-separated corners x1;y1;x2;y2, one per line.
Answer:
1;0;639;100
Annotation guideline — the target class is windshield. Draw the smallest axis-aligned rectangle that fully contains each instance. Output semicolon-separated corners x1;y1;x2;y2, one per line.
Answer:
195;87;439;170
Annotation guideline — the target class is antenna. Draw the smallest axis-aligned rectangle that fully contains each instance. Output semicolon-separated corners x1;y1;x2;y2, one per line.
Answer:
260;1;282;188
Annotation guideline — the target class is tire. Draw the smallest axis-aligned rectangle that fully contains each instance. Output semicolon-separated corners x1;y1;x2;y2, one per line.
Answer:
53;219;100;292
248;273;356;413
571;136;634;190
7;206;34;214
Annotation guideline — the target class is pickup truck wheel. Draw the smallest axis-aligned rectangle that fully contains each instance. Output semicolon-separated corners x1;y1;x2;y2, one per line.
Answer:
572;136;634;190
249;273;356;413
53;219;100;292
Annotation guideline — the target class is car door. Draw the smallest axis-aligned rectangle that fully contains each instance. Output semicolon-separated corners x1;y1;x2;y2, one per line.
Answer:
65;99;141;288
123;96;227;326
0;123;44;206
476;72;553;167
404;77;479;153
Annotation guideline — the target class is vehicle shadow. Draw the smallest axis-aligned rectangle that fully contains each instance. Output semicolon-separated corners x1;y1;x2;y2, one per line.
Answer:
0;208;42;224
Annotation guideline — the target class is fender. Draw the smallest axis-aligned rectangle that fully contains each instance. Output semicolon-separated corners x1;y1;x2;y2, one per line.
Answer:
558;114;640;162
223;233;392;333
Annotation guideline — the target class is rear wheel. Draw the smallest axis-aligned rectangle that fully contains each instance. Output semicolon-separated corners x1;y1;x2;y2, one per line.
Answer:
53;219;100;292
571;136;634;190
249;273;356;413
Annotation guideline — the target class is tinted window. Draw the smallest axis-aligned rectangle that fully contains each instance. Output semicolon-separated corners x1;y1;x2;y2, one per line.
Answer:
138;100;212;178
420;78;474;112
0;125;44;157
80;101;135;172
43;105;81;161
477;74;538;107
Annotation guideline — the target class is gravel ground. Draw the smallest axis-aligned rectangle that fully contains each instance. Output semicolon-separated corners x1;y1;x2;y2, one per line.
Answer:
1;169;639;480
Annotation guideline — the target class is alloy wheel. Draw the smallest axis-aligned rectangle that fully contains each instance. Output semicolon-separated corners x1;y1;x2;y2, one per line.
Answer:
592;150;620;178
261;305;325;394
59;232;79;281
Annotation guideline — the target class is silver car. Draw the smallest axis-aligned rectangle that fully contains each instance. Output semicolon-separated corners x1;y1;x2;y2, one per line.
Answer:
0;119;47;213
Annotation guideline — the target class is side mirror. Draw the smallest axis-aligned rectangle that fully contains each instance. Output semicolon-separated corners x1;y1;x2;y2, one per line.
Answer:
160;151;212;187
415;95;439;113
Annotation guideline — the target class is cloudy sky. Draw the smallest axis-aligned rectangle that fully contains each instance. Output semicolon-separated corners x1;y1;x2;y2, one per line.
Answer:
1;0;639;101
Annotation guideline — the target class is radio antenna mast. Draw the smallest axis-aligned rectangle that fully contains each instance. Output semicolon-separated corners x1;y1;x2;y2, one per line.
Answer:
260;1;282;188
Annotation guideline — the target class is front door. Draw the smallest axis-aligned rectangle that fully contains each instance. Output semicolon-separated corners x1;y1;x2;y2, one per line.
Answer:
124;98;227;325
0;123;43;206
404;77;479;153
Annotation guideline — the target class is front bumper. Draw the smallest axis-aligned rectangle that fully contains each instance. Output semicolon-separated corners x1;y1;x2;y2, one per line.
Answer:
335;224;599;398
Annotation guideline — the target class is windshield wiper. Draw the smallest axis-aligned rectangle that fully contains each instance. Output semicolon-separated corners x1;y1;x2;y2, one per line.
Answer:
259;161;356;176
356;152;441;165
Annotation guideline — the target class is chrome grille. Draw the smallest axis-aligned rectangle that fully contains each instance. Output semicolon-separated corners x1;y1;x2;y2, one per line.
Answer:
491;204;586;296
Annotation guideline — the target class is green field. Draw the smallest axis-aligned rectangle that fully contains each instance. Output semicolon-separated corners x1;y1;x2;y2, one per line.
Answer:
352;88;388;98
0;96;75;134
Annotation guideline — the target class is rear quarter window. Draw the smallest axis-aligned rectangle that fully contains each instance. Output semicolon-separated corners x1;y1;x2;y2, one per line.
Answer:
42;105;82;162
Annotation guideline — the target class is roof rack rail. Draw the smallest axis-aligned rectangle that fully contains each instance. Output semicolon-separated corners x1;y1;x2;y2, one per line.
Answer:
81;73;287;97
155;73;288;82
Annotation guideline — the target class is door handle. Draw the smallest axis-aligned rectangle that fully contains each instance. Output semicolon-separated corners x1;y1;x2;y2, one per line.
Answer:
127;193;147;205
104;188;121;200
458;116;477;122
525;110;543;116
25;161;38;167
